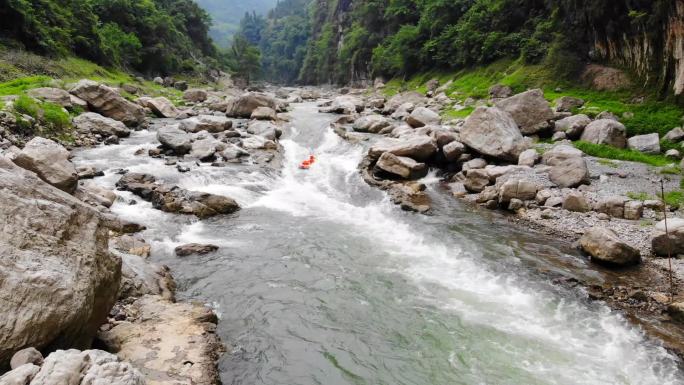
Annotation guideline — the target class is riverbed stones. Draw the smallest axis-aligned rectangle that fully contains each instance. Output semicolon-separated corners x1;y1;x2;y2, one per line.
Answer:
144;96;180;118
27;87;73;108
464;169;491;193
580;119;627;148
369;136;438;161
242;135;277;150
10;348;44;370
442;140;466;162
562;191;590;212
12;137;78;193
251;106;277;121
651;218;684;257
542;144;590;188
98;295;222;385
459;106;528;162
353;115;391;133
627;133;661;154
623;200;644;220
69;79;145;126
554;114;591;139
119;253;176;301
116;173;239;218
375;152;428;179
174;243;219;257
494;89;554;134
157;125;192;155
73;112;131;138
190;136;224;162
518;149;539;166
0;156;121;367
498;179;539;203
183;88;208;103
247;120;281;141
554;96;585;112
180;115;232;133
227;92;277;118
579;227;641;266
383;91;425;114
597;195;629;218
406;107;440;128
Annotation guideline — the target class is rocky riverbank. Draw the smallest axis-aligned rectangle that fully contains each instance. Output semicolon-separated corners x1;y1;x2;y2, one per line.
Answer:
321;82;684;357
0;78;300;383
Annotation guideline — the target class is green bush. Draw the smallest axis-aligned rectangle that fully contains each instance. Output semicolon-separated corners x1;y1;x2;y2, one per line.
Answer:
41;102;70;132
13;95;40;118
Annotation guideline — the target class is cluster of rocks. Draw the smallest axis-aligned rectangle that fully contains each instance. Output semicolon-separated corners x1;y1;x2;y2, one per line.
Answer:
324;83;684;274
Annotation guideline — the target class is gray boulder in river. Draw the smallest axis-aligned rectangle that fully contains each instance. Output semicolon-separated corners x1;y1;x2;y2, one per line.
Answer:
69;79;146;127
226;92;277;118
0;156;121;368
459;106;529;162
11;137;79;194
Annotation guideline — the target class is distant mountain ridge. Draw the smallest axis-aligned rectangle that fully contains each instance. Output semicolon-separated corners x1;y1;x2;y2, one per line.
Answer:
196;0;279;47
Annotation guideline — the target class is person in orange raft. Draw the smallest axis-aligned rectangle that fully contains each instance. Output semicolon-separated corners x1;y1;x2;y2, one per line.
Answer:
299;155;316;169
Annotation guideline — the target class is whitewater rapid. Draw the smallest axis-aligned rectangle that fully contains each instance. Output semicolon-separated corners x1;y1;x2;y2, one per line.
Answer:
73;103;684;385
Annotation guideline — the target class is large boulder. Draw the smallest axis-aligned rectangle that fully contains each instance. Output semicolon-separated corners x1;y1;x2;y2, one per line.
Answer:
157;125;192;155
226;93;277;118
627;133;660;154
251;106;277;121
554;114;591;139
494;89;554;134
0;349;144;385
27;87;72;108
488;84;513;99
12;137;78;193
189;136;224;162
116;173;239;218
98;295;221;385
383;91;425;114
179;115;232;133
182;89;208;103
542;145;590;188
580;119;627;148
69;80;145;126
321;95;364;114
579;227;641;266
498;179;539;203
353;115;391;133
242;135;277;150
459;106;529;162
375;152;427;179
143;97;179;118
73;112;131;138
247;121;280;141
0;157;121;368
652;218;684;257
406;107;440;128
368;135;437;161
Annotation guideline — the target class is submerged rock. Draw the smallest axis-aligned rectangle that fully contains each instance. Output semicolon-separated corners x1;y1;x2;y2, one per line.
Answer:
175;243;219;257
116;173;239;218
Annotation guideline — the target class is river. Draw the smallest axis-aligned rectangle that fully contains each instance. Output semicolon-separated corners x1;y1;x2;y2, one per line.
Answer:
73;102;684;385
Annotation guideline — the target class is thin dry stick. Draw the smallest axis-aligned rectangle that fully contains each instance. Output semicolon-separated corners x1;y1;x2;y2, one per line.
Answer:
660;179;675;302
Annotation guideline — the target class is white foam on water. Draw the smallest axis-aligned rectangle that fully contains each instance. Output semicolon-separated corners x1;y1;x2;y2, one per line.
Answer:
252;119;684;385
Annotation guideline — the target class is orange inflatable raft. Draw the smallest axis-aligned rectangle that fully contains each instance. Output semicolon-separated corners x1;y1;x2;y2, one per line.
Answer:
299;155;316;169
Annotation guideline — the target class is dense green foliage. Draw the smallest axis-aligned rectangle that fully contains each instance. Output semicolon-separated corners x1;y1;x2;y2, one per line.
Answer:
236;0;680;94
196;0;278;47
225;34;262;84
0;0;217;75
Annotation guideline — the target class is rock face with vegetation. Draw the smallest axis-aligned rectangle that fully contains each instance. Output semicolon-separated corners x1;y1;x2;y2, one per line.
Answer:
0;156;121;368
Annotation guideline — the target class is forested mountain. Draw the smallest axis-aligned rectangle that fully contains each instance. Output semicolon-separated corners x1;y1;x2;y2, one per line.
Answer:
0;0;217;75
196;0;279;47
239;0;684;97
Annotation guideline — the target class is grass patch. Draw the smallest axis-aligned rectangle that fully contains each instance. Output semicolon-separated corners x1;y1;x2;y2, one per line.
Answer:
627;192;653;201
13;94;40;117
574;141;672;167
442;106;474;119
597;158;619;168
0;76;51;96
660;166;682;175
384;59;684;137
41;102;70;132
664;191;684;209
